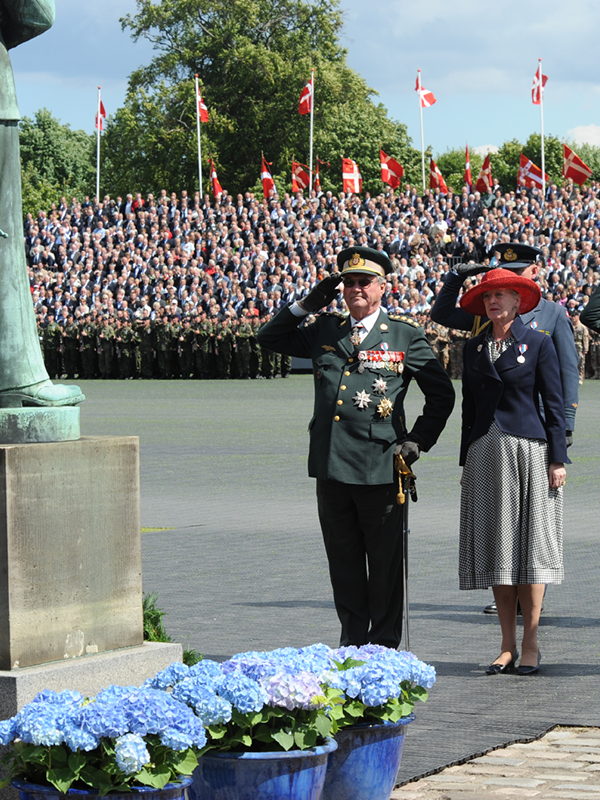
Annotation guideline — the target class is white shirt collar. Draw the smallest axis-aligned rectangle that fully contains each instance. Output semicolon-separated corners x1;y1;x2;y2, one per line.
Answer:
350;306;383;333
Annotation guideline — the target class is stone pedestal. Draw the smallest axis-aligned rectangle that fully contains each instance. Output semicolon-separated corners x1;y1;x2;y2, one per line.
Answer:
0;436;143;670
0;407;80;444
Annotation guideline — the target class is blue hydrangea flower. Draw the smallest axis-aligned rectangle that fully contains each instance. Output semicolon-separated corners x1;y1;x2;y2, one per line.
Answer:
159;728;194;751
214;672;267;714
114;733;150;775
62;722;100;752
187;660;224;681
0;718;16;746
144;662;190;690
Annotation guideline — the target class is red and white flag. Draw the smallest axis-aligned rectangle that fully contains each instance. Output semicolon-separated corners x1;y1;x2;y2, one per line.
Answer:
563;144;592;185
532;64;548;105
95;99;106;131
298;74;313;115
291;161;310;192
208;158;223;198
429;158;448;193
261;156;276;198
197;87;209;123
380;150;403;190
518;153;548;189
476;154;493;194
313;161;321;193
464;145;472;191
415;72;436;108
342;158;362;193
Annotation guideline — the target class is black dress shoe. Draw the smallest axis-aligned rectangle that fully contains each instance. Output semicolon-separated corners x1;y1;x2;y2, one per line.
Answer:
483;601;497;614
517;650;541;675
485;651;518;675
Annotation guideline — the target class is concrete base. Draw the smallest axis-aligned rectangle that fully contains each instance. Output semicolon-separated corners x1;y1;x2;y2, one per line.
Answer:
0;642;183;720
0;436;143;669
0;407;80;444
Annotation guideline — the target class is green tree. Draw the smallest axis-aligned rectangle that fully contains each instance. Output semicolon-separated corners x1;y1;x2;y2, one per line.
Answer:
19;109;96;213
435;148;483;194
106;0;421;197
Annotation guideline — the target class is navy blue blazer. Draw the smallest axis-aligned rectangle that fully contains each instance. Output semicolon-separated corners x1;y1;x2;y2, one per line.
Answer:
460;317;569;466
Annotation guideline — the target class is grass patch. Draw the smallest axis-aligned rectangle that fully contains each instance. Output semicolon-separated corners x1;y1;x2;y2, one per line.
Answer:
143;591;203;667
141;527;175;532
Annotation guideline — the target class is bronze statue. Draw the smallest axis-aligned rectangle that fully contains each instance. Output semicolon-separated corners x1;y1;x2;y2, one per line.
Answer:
0;1;83;407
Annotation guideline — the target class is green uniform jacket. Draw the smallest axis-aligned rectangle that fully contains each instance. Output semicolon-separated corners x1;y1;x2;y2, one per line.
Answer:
257;306;455;485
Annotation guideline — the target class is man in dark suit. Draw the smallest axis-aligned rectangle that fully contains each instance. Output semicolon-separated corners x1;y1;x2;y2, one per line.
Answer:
258;246;454;648
0;0;83;406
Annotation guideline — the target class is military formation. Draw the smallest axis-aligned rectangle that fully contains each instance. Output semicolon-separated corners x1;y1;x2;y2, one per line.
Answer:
37;313;292;380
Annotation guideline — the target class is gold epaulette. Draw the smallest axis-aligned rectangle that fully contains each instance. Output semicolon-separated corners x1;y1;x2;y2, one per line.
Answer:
389;314;420;327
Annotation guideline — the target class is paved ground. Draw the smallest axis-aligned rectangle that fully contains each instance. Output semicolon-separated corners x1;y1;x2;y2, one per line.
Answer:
75;375;600;784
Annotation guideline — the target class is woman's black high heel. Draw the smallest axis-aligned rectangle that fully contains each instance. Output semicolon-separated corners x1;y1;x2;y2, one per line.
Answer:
517;650;541;675
485;650;518;675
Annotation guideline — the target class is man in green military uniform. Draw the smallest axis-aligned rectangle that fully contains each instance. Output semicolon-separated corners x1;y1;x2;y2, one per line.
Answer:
235;313;253;379
177;318;195;379
154;315;173;379
258;246;455;648
192;313;212;379
97;317;116;379
117;319;139;379
79;314;98;379
571;309;589;385
41;315;62;379
215;318;234;379
136;317;155;379
62;314;80;379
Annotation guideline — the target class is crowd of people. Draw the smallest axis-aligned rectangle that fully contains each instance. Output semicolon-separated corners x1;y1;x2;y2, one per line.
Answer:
26;178;600;380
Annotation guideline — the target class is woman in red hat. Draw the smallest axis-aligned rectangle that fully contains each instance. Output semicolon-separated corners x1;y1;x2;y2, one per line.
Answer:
459;269;569;675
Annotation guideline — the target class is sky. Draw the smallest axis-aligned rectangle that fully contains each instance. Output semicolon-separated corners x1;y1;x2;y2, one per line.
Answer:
11;0;600;158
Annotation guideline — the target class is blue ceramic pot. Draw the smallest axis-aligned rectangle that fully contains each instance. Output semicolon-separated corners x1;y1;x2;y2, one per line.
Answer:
12;777;192;800
189;738;338;800
321;714;414;800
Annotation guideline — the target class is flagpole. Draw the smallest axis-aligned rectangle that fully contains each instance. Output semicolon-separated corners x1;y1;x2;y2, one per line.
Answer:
417;69;426;195
195;74;203;199
96;87;101;202
309;68;315;195
539;58;546;204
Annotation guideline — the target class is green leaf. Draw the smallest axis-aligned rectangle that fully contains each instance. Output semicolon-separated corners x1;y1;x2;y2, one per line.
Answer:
68;751;87;776
271;730;294;751
46;767;76;794
315;713;332;739
207;725;227;740
172;749;199;775
135;765;171;790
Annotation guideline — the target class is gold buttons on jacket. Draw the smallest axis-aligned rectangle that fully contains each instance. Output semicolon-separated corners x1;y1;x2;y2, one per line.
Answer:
344;371;350;376
348;357;354;363
341;385;347;390
334;415;340;421
337;399;343;406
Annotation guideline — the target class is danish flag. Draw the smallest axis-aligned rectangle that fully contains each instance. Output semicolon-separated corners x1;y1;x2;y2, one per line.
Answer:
415;71;436;108
517;153;548;189
197;87;209;123
380;150;403;190
342;158;362;194
291;161;310;192
464;145;472;191
298;74;313;115
261;156;276;198
532;63;548;105
429;158;448;193
208;158;223;198
95;99;106;131
563;144;592;186
476;154;493;194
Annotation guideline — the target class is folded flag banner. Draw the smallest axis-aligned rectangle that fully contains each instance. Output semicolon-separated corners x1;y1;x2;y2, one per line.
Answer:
291;161;310;192
342;158;362;193
298;75;313;116
197;89;209;123
208;158;223;198
429;158;448;193
464;145;472;192
532;64;548;105
261;155;276;198
95;99;106;131
415;75;436;108
476;154;493;194
380;150;403;190
563;144;592;186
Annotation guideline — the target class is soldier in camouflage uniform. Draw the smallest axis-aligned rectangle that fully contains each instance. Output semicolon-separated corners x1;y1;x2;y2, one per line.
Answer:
169;317;181;378
98;317;116;379
117;319;139;379
79;315;98;379
249;316;261;378
177;318;195;379
42;315;62;379
235;314;253;379
137;318;155;379
154;316;173;378
62;314;80;379
571;309;589;385
449;328;469;379
427;321;451;375
192;313;213;379
259;315;276;379
215;318;234;379
587;328;600;379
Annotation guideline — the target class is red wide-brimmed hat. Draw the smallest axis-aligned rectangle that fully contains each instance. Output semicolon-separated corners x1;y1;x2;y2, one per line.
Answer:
459;268;541;316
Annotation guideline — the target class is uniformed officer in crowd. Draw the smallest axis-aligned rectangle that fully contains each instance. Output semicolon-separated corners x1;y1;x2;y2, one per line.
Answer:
571;309;589;385
257;246;455;648
430;242;579;615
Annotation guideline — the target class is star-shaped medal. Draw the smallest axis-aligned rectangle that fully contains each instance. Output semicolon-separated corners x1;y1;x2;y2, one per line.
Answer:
372;377;388;395
377;397;393;418
352;390;372;409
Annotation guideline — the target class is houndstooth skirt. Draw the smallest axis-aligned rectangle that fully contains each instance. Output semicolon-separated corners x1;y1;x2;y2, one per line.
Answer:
459;420;564;590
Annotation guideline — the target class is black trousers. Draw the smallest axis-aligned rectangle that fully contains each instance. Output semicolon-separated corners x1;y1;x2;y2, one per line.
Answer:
316;479;404;649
